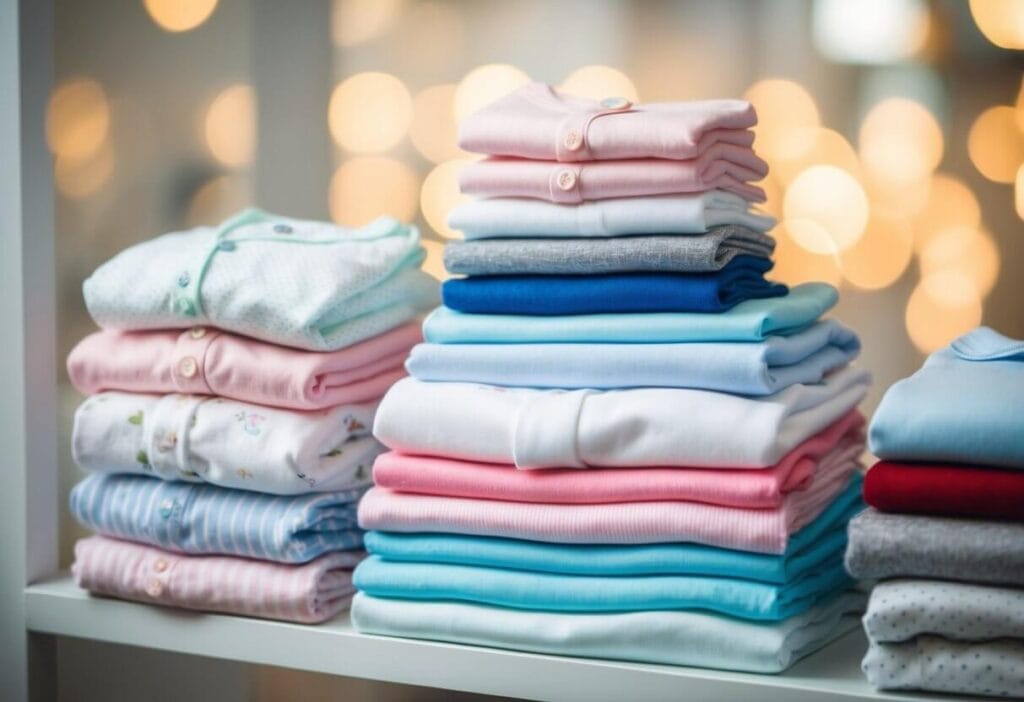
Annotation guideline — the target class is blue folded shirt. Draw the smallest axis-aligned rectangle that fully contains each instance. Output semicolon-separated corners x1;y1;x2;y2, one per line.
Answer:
70;473;364;563
441;256;787;316
870;327;1024;469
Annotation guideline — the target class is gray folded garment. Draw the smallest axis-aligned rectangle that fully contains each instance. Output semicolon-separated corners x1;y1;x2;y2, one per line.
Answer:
443;225;775;275
864;636;1024;698
845;509;1024;587
865;579;1024;643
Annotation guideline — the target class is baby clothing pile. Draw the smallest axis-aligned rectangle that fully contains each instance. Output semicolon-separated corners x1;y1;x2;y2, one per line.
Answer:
350;83;873;672
847;326;1024;697
66;208;438;623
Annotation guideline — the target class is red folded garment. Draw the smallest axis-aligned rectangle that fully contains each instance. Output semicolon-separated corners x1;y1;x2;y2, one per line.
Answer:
863;461;1024;521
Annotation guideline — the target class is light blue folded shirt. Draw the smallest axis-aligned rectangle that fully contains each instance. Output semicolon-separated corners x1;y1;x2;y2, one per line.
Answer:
407;319;859;395
870;327;1024;469
422;282;838;344
70;473;364;563
364;478;863;582
351;589;867;673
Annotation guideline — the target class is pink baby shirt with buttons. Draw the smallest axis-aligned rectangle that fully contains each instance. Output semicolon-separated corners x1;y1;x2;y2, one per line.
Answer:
458;82;758;162
67;322;421;410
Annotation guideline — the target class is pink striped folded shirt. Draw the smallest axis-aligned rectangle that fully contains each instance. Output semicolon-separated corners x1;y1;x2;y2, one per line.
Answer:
67;322;421;410
459;150;768;204
72;536;362;623
373;411;864;508
358;462;858;555
458;82;757;162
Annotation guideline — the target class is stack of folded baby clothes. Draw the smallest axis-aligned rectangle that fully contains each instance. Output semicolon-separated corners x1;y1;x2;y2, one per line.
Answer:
66;208;438;623
846;326;1024;697
350;84;873;672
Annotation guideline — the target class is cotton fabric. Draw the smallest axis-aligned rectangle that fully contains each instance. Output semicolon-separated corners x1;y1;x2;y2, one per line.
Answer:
870;327;1024;469
73;535;360;623
72;391;381;494
67;323;421;410
353;555;851;619
845;509;1024;587
374;367;870;469
458;82;758;163
443;227;775;276
458;153;768;203
83;208;439;351
362;487;859;582
863;638;1024;698
422;282;838;344
441;259;787;316
70;473;364;563
407;320;858;394
864;461;1024;521
357;474;859;554
371;411;864;507
449;193;775;239
351;590;867;673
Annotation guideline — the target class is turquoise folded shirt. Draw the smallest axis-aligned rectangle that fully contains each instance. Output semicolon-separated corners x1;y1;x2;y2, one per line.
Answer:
423;282;837;344
870;327;1024;469
364;478;863;582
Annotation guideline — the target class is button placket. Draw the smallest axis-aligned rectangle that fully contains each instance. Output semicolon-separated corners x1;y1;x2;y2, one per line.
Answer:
146;394;205;481
554;104;637;162
171;327;217;395
549;166;582;204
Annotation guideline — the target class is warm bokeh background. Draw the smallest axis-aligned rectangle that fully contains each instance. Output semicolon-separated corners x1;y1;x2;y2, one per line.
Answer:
50;1;1024;699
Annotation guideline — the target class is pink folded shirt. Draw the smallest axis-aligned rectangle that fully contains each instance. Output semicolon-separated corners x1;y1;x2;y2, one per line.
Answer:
373;411;864;508
67;322;421;410
459;150;768;204
358;461;858;555
72;536;361;623
458;82;758;162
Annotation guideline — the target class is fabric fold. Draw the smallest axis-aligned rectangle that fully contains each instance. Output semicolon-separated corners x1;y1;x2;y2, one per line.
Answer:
863;638;1024;698
72;391;381;494
374;368;870;469
70;474;364;563
448;193;776;239
407;320;858;394
351;590;867;673
422;283;838;344
67;323;420;410
443;227;775;276
72;535;361;623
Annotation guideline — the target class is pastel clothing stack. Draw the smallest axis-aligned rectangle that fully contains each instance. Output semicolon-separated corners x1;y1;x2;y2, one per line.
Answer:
349;84;870;673
69;211;436;623
846;327;1024;697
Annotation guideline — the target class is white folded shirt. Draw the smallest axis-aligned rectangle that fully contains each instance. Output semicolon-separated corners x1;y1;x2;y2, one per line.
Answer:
373;366;870;469
448;192;776;239
72;391;381;494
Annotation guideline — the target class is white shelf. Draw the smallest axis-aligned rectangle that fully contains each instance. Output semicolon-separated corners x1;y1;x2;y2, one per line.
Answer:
25;573;961;702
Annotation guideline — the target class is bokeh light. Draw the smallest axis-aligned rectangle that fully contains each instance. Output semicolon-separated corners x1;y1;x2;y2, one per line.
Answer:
906;272;983;354
420;238;449;281
410;84;463;164
920;226;1000;300
420;159;473;240
772;127;861;185
143;0;218;33
838;215;913;290
559;65;639;102
1016;165;1024;221
911;174;981;253
46;78;111;161
331;0;403;46
454;64;530;124
858;97;943;187
204;84;256;168
784;165;870;254
969;0;1024;50
54;144;114;200
187;175;253;227
328;72;412;153
813;0;929;64
771;222;843;288
328;157;419;226
862;174;930;219
967;105;1024;184
744;79;820;161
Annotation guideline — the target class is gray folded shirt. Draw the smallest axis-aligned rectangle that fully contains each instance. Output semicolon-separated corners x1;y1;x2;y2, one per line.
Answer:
844;509;1024;587
443;225;775;276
